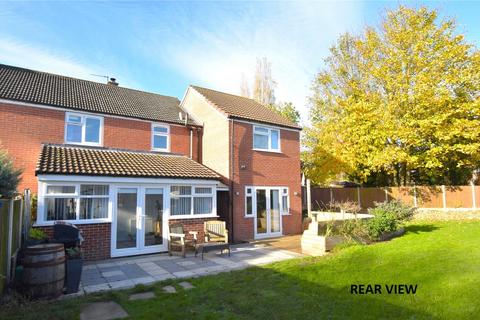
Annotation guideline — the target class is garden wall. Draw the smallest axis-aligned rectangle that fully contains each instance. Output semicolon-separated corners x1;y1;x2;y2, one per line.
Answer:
309;185;479;212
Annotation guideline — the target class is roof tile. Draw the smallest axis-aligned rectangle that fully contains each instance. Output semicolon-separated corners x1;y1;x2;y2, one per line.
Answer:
191;86;301;129
36;144;220;180
0;64;197;125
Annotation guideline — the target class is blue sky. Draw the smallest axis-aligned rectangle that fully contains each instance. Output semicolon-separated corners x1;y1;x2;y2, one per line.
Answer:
0;1;479;123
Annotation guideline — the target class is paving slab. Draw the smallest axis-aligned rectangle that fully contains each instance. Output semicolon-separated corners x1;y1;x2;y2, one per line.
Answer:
80;301;128;320
153;273;176;281
129;291;155;301
172;270;195;278
179;281;194;290
102;270;125;277
163;285;176;293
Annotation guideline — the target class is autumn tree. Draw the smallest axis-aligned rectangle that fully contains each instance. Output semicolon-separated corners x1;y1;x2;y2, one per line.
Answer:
269;102;301;125
241;57;301;124
305;6;480;186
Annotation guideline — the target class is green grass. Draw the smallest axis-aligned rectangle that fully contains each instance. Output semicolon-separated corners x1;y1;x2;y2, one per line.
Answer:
1;221;479;319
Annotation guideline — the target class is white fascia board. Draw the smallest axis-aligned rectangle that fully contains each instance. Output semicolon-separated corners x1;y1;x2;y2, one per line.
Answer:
37;174;220;185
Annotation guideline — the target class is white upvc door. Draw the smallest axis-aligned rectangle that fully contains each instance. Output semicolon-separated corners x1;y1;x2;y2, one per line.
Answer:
253;187;283;239
111;185;169;257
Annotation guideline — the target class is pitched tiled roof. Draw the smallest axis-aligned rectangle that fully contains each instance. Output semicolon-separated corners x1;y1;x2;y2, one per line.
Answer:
36;144;220;180
0;64;197;125
190;86;301;129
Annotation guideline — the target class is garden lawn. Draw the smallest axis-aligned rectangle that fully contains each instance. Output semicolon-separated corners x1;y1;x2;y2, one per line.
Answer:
1;221;479;319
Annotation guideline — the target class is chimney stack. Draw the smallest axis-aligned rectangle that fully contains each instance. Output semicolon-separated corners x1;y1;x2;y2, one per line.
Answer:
107;78;119;86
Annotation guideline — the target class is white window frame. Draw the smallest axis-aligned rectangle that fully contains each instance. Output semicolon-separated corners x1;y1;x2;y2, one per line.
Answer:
169;185;217;219
64;112;104;146
38;182;111;225
244;186;289;217
252;125;281;152
245;187;254;217
151;123;170;152
281;187;290;215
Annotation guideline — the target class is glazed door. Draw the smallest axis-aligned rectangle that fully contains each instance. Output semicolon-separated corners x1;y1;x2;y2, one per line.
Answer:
254;187;282;239
112;186;168;257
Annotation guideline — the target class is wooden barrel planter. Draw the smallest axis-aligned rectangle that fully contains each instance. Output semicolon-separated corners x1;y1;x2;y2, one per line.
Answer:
23;243;65;298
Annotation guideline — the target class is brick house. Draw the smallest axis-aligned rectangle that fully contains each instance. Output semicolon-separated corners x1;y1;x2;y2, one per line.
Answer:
0;64;302;260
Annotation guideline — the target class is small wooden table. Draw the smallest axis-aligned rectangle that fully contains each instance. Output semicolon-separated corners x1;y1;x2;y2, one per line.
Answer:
196;242;230;260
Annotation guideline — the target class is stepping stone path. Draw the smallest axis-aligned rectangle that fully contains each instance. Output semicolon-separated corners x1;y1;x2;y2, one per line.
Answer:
179;281;194;290
163;285;177;293
80;301;128;320
128;291;155;301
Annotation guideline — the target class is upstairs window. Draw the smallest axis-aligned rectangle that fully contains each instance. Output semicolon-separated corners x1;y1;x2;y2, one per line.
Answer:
152;124;170;152
253;126;280;152
65;112;103;146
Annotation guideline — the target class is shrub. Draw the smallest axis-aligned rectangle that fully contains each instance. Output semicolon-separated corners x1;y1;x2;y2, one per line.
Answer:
365;211;398;240
0;149;22;198
28;228;47;240
373;200;415;222
366;200;415;240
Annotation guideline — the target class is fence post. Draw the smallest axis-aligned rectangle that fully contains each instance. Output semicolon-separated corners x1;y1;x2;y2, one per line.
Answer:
413;185;418;208
23;189;31;245
472;182;476;209
442;185;447;209
330;188;333;204
306;179;312;218
6;198;13;286
384;188;388;202
357;187;361;208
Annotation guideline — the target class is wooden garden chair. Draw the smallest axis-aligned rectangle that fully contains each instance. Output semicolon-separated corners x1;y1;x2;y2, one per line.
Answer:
204;220;229;243
168;223;198;258
196;220;230;259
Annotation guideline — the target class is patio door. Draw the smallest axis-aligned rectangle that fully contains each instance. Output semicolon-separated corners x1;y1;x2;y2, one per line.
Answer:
112;186;168;257
254;187;282;239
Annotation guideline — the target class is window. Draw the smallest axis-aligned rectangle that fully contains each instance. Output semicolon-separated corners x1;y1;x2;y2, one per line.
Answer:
253;126;280;152
65;113;103;146
152;124;170;151
281;188;289;215
43;184;109;222
245;187;253;216
170;186;214;216
244;187;289;216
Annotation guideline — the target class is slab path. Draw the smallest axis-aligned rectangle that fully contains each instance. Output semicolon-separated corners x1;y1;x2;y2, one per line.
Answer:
78;243;302;295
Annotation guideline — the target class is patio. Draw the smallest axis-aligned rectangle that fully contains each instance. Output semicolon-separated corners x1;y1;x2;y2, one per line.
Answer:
78;240;303;294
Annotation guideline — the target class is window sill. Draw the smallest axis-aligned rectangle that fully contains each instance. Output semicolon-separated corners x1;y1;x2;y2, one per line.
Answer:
169;214;219;220
244;215;254;218
252;148;282;154
65;141;103;147
34;219;111;227
151;148;170;153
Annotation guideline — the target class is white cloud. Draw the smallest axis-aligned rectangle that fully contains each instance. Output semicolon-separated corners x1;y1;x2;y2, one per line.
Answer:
147;2;365;124
0;36;138;88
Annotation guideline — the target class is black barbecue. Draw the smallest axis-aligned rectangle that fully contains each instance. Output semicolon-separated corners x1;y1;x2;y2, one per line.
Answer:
52;221;84;249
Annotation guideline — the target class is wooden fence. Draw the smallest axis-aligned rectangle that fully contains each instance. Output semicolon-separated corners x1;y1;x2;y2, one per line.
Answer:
0;190;30;294
308;185;480;212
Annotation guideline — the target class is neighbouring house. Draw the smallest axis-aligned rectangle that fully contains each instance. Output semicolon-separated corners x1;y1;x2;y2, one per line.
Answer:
0;64;302;260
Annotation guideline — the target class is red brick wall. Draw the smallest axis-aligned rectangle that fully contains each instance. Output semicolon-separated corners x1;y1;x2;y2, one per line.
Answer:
230;121;302;242
0;102;199;194
37;223;111;261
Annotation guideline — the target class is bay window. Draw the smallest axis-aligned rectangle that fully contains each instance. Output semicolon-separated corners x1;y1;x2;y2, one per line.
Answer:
42;184;109;222
253;125;280;152
170;186;215;216
65;112;103;146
